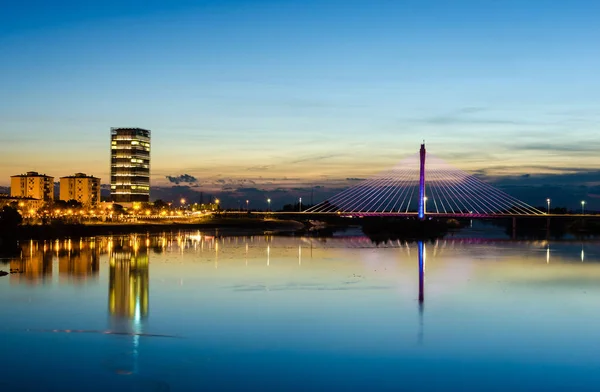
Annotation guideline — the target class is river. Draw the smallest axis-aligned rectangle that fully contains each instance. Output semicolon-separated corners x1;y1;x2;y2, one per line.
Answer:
1;232;600;391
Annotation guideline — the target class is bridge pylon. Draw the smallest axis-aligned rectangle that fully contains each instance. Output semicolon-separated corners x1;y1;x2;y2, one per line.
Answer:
418;143;426;220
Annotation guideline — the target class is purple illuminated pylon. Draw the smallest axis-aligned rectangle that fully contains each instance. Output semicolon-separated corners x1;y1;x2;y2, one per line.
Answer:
418;143;426;220
418;240;424;303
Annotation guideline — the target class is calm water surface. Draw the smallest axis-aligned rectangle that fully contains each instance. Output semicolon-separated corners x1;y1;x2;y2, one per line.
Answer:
1;233;600;391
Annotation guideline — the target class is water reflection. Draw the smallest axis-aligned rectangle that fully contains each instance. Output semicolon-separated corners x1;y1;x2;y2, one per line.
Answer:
108;237;149;330
58;239;100;282
418;240;425;345
3;233;600;390
9;241;53;284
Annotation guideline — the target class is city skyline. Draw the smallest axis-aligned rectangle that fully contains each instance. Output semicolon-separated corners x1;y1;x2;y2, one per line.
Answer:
2;0;600;208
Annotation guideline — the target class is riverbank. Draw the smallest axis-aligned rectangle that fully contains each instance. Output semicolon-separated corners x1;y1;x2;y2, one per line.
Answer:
5;217;306;240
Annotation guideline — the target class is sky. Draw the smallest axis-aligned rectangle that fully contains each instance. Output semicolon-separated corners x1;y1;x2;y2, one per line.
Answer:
1;0;600;208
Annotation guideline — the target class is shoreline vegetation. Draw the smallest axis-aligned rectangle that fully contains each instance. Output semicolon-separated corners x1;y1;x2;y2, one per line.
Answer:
2;210;600;248
7;217;307;240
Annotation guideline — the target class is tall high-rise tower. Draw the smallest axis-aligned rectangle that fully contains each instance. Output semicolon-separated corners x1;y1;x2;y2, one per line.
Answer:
110;128;151;203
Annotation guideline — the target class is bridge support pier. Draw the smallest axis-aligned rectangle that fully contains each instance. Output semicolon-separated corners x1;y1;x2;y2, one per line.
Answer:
512;217;517;239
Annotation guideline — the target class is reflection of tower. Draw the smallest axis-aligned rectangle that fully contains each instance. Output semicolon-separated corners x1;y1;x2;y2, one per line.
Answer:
108;245;149;327
417;240;425;344
107;240;149;376
418;241;425;304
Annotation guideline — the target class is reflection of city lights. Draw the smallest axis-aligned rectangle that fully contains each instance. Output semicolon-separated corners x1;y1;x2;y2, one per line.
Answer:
108;243;149;327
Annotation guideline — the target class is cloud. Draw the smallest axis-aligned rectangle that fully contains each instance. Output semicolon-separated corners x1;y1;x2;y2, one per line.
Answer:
509;142;600;154
246;165;272;171
166;174;198;185
290;153;345;164
456;107;487;114
406;107;540;127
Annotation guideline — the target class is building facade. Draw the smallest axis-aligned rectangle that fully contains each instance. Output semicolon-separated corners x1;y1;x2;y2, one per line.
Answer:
10;171;54;201
59;173;101;206
110;128;151;203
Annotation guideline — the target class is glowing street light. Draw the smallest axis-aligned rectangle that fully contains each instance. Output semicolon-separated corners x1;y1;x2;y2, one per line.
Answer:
299;197;302;212
246;199;249;211
267;198;271;212
546;198;551;214
581;200;586;215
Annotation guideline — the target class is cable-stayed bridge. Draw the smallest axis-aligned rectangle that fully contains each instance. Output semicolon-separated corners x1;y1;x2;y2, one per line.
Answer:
304;143;547;219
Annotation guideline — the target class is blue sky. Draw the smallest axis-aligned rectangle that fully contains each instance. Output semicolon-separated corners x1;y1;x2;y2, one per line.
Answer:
1;0;600;206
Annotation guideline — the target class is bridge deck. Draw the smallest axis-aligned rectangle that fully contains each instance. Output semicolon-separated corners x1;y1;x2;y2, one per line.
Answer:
223;211;596;219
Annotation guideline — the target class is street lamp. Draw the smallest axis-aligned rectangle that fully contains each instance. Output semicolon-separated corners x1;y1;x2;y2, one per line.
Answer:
180;198;186;207
547;198;551;214
246;199;249;212
581;200;586;215
267;198;271;212
299;197;302;212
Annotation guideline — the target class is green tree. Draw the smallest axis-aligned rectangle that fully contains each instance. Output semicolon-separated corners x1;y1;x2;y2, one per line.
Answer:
0;206;23;231
153;199;169;210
